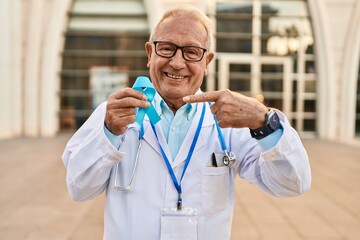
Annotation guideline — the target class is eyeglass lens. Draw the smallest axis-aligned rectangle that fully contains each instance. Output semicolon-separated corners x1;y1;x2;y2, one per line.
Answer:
154;41;206;62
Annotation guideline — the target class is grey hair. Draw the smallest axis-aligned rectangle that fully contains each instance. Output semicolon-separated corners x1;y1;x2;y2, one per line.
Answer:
149;5;213;50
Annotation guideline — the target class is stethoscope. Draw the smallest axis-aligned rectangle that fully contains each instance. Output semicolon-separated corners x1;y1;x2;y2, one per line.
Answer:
113;125;144;192
113;103;236;192
211;104;237;167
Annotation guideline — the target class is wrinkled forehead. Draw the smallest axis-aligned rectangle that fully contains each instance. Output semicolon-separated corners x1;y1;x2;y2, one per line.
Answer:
154;15;208;46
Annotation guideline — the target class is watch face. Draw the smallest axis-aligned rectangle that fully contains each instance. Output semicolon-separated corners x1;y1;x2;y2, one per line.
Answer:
250;110;281;139
269;112;280;130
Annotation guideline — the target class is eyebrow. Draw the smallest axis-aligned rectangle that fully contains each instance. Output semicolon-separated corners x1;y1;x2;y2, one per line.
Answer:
158;40;203;47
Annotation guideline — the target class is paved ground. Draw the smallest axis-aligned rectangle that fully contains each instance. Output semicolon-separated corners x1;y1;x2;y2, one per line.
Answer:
0;134;360;240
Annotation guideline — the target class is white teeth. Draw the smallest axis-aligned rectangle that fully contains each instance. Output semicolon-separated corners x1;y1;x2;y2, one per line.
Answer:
166;73;185;79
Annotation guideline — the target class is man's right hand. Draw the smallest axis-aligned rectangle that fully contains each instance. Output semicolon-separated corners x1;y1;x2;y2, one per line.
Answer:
105;88;150;135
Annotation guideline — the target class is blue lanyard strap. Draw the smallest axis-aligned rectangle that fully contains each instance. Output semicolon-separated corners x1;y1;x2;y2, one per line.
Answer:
139;124;144;140
151;103;206;210
208;102;227;151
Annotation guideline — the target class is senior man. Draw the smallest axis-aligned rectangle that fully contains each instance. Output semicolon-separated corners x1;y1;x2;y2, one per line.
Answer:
63;5;311;240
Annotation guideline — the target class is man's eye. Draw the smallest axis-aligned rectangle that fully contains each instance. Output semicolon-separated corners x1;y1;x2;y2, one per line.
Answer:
161;47;173;51
159;45;174;52
185;48;200;56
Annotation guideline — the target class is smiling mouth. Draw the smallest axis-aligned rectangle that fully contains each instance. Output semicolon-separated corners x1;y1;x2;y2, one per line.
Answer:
165;72;185;79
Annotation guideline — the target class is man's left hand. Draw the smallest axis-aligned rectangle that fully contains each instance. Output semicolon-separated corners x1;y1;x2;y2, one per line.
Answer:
183;90;269;129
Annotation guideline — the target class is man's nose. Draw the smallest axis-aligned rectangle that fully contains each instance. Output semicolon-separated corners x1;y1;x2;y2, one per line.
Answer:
169;49;186;69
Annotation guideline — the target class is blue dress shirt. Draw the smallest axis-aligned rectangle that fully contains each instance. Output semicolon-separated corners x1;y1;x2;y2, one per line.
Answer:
104;93;283;156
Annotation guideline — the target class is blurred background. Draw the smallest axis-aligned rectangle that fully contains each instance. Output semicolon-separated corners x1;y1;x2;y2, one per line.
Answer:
0;0;359;239
1;0;360;141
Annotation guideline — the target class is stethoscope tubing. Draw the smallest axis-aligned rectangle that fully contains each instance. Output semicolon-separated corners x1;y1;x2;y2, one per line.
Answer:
113;127;143;192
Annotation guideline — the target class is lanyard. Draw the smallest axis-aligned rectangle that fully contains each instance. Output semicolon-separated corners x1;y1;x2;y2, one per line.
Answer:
151;103;206;210
139;124;145;140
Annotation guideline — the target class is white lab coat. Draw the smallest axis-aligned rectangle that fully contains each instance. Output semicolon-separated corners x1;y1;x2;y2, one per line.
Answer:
63;101;311;240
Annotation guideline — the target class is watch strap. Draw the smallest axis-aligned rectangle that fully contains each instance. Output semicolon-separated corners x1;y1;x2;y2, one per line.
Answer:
250;109;281;140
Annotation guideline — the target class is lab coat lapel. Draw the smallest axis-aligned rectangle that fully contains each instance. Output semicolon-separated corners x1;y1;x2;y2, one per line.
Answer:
172;103;213;168
142;119;172;161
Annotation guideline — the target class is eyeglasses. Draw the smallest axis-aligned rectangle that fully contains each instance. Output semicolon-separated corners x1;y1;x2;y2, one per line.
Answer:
153;41;207;62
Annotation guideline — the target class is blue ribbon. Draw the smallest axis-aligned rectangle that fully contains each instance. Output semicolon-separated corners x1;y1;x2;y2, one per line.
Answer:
132;76;161;125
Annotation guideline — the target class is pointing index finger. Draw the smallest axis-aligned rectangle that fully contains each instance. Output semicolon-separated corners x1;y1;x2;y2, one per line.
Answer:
183;91;221;103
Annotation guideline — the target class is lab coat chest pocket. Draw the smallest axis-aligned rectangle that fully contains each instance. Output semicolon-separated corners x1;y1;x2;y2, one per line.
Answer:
202;166;230;215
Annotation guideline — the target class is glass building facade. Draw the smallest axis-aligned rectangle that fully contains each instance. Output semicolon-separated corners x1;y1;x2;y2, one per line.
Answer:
60;0;149;130
60;0;316;136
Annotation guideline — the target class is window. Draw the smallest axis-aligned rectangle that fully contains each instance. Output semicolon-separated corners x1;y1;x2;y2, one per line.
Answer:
213;0;316;136
60;0;149;130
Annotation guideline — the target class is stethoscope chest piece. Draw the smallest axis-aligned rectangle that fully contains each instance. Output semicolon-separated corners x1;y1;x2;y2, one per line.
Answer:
222;150;236;167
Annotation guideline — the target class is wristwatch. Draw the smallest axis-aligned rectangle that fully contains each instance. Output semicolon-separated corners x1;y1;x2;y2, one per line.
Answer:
250;109;281;140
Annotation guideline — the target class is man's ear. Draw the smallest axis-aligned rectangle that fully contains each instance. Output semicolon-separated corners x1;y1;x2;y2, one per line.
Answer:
205;52;214;67
145;42;152;67
204;52;214;76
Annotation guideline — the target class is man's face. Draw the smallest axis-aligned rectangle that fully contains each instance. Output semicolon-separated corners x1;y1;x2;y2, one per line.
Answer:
145;16;214;109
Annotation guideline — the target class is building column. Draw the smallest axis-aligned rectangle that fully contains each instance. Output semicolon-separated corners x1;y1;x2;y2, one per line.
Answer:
308;0;337;140
0;0;12;139
40;0;72;137
339;1;360;139
11;0;23;137
23;0;45;137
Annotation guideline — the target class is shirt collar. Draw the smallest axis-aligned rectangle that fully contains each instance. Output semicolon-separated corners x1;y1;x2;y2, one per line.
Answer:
153;92;199;121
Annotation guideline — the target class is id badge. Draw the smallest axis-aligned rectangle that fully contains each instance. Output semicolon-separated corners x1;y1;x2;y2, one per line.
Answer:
160;207;198;240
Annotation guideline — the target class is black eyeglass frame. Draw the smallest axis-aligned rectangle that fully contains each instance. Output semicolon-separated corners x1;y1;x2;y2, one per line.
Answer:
153;41;207;62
